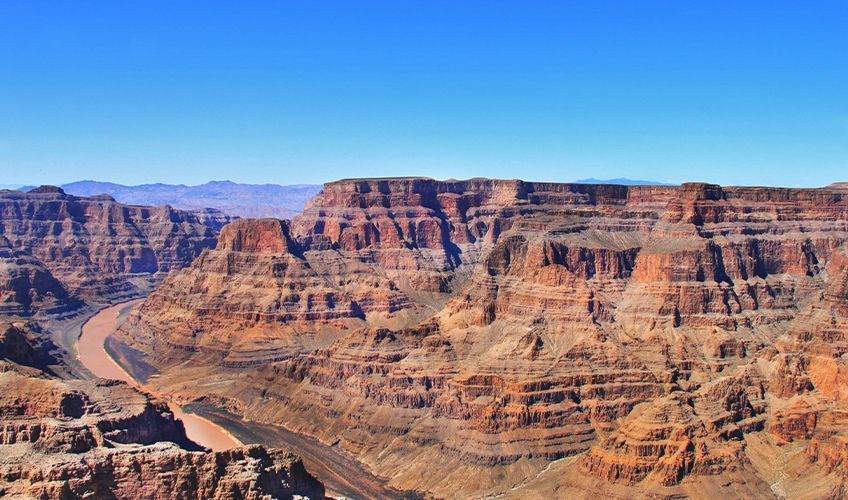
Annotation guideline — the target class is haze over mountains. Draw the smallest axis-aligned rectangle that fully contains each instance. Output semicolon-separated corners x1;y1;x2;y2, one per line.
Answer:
58;180;322;219
573;177;677;186
8;179;677;218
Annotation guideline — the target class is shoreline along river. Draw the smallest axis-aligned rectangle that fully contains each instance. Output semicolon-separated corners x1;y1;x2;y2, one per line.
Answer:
76;299;243;451
74;299;403;499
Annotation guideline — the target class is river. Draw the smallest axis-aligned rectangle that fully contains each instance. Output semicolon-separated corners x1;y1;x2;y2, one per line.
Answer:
75;300;404;499
76;299;242;451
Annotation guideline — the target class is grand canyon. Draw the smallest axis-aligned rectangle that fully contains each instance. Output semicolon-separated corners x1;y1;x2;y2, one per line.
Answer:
1;178;848;498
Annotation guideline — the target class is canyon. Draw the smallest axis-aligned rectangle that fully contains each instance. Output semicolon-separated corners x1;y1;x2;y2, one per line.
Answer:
0;320;324;499
107;177;848;497
0;186;327;499
4;177;848;498
0;186;230;310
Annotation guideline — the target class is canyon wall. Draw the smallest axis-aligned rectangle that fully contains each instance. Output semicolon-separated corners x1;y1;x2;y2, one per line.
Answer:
0;235;80;317
0;186;230;311
120;178;848;497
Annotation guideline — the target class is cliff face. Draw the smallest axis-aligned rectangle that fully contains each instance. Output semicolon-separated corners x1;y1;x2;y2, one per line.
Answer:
0;321;325;499
0;186;228;308
121;178;848;497
0;235;80;317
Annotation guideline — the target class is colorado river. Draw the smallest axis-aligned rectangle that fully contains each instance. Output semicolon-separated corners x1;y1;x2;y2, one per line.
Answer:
75;300;403;498
77;300;242;451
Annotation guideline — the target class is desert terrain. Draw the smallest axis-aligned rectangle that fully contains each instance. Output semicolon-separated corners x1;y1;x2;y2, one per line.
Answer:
4;178;848;498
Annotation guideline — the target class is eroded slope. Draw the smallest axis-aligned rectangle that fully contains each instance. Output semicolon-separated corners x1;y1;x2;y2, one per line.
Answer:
120;178;848;497
0;321;325;499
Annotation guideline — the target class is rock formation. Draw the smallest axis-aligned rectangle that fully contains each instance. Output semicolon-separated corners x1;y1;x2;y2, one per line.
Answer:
0;320;325;499
0;186;229;307
0;235;80;317
118;178;848;497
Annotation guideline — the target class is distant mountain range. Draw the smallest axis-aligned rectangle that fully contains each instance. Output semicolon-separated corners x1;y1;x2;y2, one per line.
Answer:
53;180;322;219
573;178;677;186
3;179;677;218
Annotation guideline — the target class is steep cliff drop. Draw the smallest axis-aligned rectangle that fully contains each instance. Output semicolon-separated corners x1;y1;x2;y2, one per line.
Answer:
0;186;231;306
118;178;848;497
0;186;233;370
0;187;332;499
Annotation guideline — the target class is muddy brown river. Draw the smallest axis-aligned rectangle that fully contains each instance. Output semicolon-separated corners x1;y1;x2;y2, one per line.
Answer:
75;299;404;498
77;299;242;451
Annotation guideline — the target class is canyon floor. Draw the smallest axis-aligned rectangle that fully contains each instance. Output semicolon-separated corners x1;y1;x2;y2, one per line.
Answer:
76;299;243;452
76;298;405;499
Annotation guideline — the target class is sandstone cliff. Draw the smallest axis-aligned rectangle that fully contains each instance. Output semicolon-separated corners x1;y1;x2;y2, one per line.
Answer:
0;186;228;307
0;235;80;318
120;178;848;497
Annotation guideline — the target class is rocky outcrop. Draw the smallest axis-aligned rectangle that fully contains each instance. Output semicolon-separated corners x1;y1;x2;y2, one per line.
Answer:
767;399;818;442
120;178;848;497
2;443;324;500
0;321;62;375
581;374;766;486
186;207;236;232
0;236;80;317
0;322;325;499
0;186;224;305
127;216;414;365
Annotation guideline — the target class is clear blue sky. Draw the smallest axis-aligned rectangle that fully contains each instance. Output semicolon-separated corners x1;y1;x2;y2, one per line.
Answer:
1;1;846;187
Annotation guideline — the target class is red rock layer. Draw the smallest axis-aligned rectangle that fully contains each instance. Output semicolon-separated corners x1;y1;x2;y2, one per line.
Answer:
0;186;226;305
122;178;848;496
128;217;413;365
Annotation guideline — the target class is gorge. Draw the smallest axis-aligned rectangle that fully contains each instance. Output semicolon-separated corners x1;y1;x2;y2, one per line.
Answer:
0;186;325;499
4;178;848;498
115;178;848;497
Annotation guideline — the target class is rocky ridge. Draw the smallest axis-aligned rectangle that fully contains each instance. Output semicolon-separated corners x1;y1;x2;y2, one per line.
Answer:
0;235;80;318
120;178;848;497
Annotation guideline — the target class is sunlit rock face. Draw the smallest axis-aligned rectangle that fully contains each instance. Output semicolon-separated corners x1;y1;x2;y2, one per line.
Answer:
0;186;226;306
122;178;848;497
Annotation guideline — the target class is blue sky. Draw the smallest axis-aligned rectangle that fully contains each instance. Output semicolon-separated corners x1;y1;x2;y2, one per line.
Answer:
1;1;846;187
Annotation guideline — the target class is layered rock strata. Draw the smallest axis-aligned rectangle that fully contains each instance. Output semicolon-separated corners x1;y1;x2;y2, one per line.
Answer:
0;321;325;499
121;178;848;497
0;235;79;317
0;186;227;306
